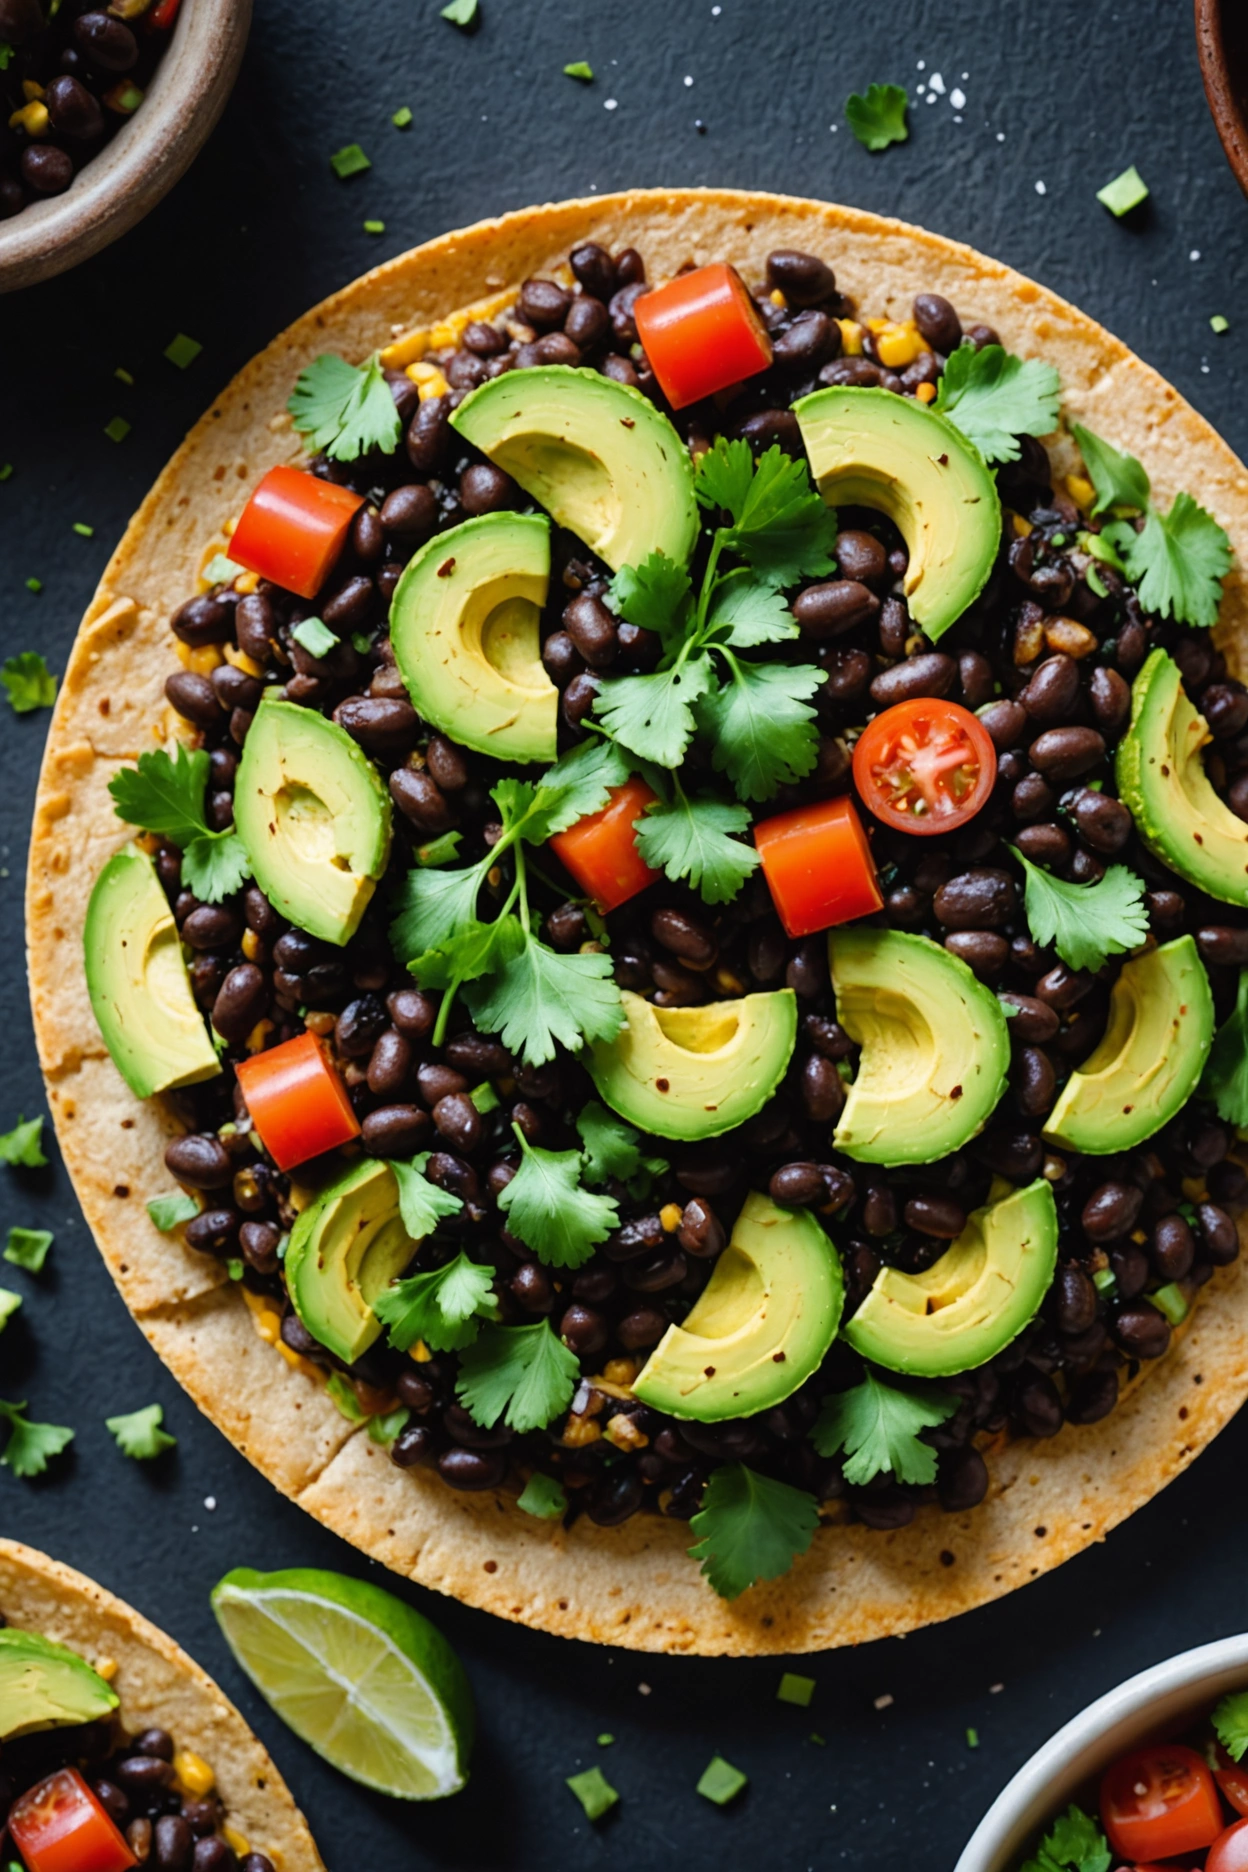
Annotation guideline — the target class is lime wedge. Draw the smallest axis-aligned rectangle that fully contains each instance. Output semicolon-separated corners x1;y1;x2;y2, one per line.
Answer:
211;1566;474;1799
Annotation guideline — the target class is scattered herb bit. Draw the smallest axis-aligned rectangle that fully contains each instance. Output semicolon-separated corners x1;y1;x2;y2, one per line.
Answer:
72;521;94;538
688;1462;819;1600
0;1400;74;1478
290;616;339;659
108;744;250;904
1011;848;1148;973
1151;1282;1188;1326
0;1116;46;1168
597;1733;614;1747
456;1319;580;1434
115;366;135;386
440;0;478;24
516;1471;567;1519
392;106;412;128
1200;970;1248;1124
933;343;1062;463
777;1672;815;1708
469;1080;499;1115
329;143;371;179
564;60;593;80
103;416;131;444
225;1256;244;1280
0;42;12;68
0;463;11;481
967;1726;979;1748
566;1765;618;1821
497;1125;619;1269
1096;166;1149;217
845;82;908;151
634;778;760;904
1213;1689;1248;1762
809;1732;826;1746
201;553;243;587
288;352;401;461
366;1405;410;1447
106;1403;176;1460
1212;314;1230;335
363;219;386;235
0;1291;20;1333
2;652;57;714
575;1100;668;1190
1092;1266;1117;1296
1019;1802;1112;1872
373;1248;498;1353
24;578;41;594
4;1228;51;1273
146;1191;199;1232
163;333;202;369
415;830;462;867
812;1370;958;1486
696;1755;748;1806
388;1152;464;1241
1071;424;1232;629
325;1372;368;1423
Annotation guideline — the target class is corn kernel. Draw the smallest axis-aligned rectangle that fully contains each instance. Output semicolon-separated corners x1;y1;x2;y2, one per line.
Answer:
769;288;787;308
22;79;45;102
659;1203;683;1233
406;358;443;382
303;1009;335;1036
95;1657;118;1682
173;1751;215;1798
869;319;924;369
1065;473;1095;510
9;101;49;135
836;319;863;356
187;644;224;676
241;928;263;961
411;1339;433;1362
382;330;429;370
417;370;450;401
602;1356;640;1386
1042;1155;1066;1183
224;645;265;677
223;1830;250;1859
234;570;260;596
1130;1228;1148;1245
561;1414;603;1448
1010;512;1034;538
1044;618;1098;659
245;1018;274;1054
915;380;937;404
605;1412;649;1452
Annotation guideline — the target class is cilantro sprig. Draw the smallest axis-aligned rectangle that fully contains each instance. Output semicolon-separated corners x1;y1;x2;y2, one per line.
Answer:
1019;1804;1112;1872
934;343;1061;463
108;745;250;904
106;1404;176;1460
2;652;57;714
288;353;402;462
1200;970;1248;1126
456;1319;581;1433
4;1228;51;1273
0;1399;74;1478
592;440;831;800
498;1124;620;1269
812;1370;958;1486
845;83;909;151
1213;1689;1248;1763
1072;423;1232;629
0;1116;46;1168
575;1101;668;1196
1012;847;1148;974
687;1462;820;1600
389;1153;464;1239
373;1249;499;1353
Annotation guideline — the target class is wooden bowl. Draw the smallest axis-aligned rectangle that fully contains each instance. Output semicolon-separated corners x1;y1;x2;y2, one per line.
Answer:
1196;0;1248;197
0;0;251;293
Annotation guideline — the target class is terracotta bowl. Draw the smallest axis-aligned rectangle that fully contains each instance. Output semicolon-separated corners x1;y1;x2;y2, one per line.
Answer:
0;0;251;293
1196;0;1248;197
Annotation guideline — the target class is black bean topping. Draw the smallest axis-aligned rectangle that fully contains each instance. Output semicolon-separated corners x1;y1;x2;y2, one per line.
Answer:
765;248;836;305
791;579;879;639
913;292;963;353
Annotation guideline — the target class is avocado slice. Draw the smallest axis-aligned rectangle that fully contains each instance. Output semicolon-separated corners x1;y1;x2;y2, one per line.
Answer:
829;929;1010;1166
585;989;797;1142
390;512;557;764
450;366;698;572
285;1158;419;1364
843;1178;1058;1377
85;846;221;1099
633;1191;843;1420
1043;936;1214;1154
235;695;392;947
794;386;1001;643
0;1629;119;1740
1116;648;1248;907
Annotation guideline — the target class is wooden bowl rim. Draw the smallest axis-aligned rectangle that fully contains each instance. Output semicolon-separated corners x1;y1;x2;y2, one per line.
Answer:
1195;0;1248;197
0;0;251;293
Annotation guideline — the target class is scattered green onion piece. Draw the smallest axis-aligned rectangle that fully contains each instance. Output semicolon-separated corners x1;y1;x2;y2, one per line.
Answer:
115;366;135;385
566;1766;618;1821
393;106;412;128
1092;1266;1117;1295
776;1672;815;1708
564;60;593;80
164;333;202;369
72;522;94;537
696;1756;747;1805
104;416;131;443
1152;1282;1188;1326
1096;166;1149;216
469;1082;500;1115
330;143;371;179
25;578;41;594
1212;315;1230;335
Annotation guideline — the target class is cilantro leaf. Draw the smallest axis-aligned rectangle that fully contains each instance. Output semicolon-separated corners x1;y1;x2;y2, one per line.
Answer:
634;784;760;904
1214;1690;1248;1764
707;444;838;589
576;1101;651;1186
1020;1804;1112;1872
287;353;401;461
698;658;823;801
0;1116;46;1168
465;933;623;1068
1012;848;1149;973
4;1228;51;1273
518;1471;568;1519
373;1250;498;1353
608;552;693;651
705;573;798;649
687;1462;820;1600
109;744;211;848
456;1320;580;1433
389;1154;463;1238
497;1128;620;1268
146;1191;199;1232
389;859;485;959
410;914;525;994
594;654;714;767
537;735;633;836
694;435;756;521
812;1371;958;1485
367;1406;411;1447
845;82;909;152
1070;424;1151;515
933;344;1062;463
0;1290;21;1333
1200;970;1248;1126
182;831;251;904
1118;493;1233;631
105;1403;176;1460
0;1400;74;1478
2;652;57;714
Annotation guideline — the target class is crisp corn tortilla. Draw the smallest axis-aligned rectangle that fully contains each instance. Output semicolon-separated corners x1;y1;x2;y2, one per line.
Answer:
26;188;1248;1657
0;1538;323;1868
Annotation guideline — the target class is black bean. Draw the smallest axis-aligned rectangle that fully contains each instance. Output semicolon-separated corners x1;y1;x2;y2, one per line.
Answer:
1196;926;1248;967
773;309;838;371
405;397;450;473
905;1194;966;1239
333;696;420;759
862;1185;897;1237
1210;1160;1248;1206
519;277;571;329
165;671;222;729
1108;1243;1148;1299
1053;1263;1098;1334
1029;726;1106;782
1067;1368;1119;1424
937;1443;987;1512
387;989;436;1038
978;699;1029;751
239;1857;276;1872
869;652;958;708
791;579;879;639
237;1220;279;1273
432;1093;482;1154
1034;964;1094;1010
438;1447;507;1490
1013;1369;1063;1437
818;646;872;701
46;73;105;138
766;248;836;305
211;966;266;1044
541;630;584;687
563;593;618;668
769;1162;827;1207
786;936;828;999
390;766;456;832
1082;663;1128;737
165;1134;233;1189
1113;1302;1171;1360
854;1488;916;1530
561;671;599;729
650;906;716;966
944;931;1009;981
1198;1202;1240;1264
367;1029;412;1098
933;869;1016;930
617;1306;668;1350
1071;789;1132;854
570;241;616;299
1014;822;1071;868
588;1470;646;1526
22;145;74;195
677;1198;725;1258
802;1051;846;1123
739;408;803;454
1020;659;1083;733
877;596;909;657
335;995;388;1058
116;1754;175;1794
1151;1213;1195;1281
361;1104;431;1158
92;1779;131;1825
397;1369;437;1413
153;1814;195;1872
747;920;787;982
973;1128;1044;1181
1082;1180;1144;1242
423;734;468;792
183;1210;237;1256
418;1063;469;1108
510;1262;554;1314
1013;1046;1056;1117
623;1244;688;1292
913;292;963;353
444;1033;511;1076
130;1726;175;1761
558;1303;608;1357
609;281;648;344
958;651;994;711
192;1839;239;1872
74;10;138;66
601;353;640;388
181;903;242;952
819;356;883;388
457;462;515;515
380;483;438;543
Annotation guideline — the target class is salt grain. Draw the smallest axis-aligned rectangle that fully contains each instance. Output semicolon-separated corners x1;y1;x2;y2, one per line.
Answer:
873;1693;894;1711
950;86;966;109
928;71;946;94
1035;180;1047;195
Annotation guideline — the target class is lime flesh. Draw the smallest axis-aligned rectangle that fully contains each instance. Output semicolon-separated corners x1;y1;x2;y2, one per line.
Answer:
211;1566;474;1799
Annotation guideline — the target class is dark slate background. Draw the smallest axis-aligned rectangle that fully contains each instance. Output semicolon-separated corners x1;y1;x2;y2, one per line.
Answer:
3;2;1248;1867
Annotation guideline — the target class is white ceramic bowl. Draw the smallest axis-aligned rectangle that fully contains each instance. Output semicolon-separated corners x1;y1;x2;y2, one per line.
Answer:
956;1633;1248;1871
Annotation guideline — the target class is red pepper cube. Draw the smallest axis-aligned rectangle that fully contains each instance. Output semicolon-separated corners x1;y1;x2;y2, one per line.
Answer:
634;263;773;409
228;465;365;600
236;1030;361;1171
549;776;663;913
9;1768;137;1872
754;795;882;939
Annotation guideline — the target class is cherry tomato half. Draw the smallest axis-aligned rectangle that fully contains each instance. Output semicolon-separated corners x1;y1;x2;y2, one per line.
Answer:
634;264;773;409
549;776;662;913
754;794;882;939
236;1030;361;1172
1101;1743;1224;1862
9;1767;136;1872
1210;1816;1248;1872
1216;1744;1248;1818
852;698;998;836
228;465;365;601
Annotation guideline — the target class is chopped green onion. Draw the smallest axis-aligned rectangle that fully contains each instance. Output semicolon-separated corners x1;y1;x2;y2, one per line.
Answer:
164;333;202;369
103;416;131;443
0;464;11;482
776;1672;816;1708
114;366;135;386
697;1755;747;1805
566;1766;618;1821
1092;1266;1117;1295
225;1256;245;1281
363;219;386;234
290;617;337;658
392;106;412;128
72;522;94;538
441;0;478;24
469;1082;500;1115
24;578;41;594
1212;315;1230;334
967;1726;980;1748
1096;166;1149;216
330;143;371;179
1152;1282;1188;1326
597;1733;614;1747
564;60;594;80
